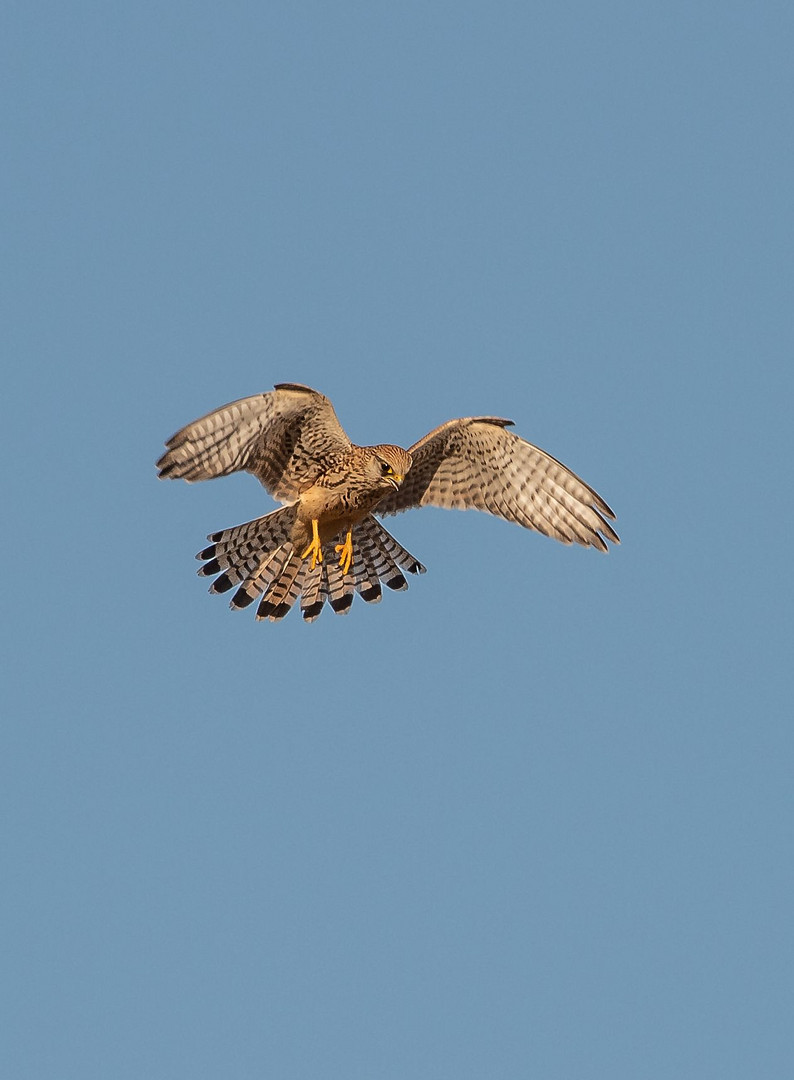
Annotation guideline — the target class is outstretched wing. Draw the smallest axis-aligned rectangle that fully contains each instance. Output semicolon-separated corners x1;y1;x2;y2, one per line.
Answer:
377;417;619;551
156;383;352;502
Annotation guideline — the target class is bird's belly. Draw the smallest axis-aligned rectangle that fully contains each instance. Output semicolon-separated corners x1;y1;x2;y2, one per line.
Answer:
295;488;375;543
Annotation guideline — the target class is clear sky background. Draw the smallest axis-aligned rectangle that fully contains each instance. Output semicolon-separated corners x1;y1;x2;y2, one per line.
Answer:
3;2;793;1077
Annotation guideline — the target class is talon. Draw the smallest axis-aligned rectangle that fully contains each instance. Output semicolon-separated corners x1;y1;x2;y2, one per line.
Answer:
335;530;354;576
301;519;323;570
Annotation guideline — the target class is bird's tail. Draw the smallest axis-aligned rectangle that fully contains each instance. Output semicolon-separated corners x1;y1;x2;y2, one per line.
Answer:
197;510;425;622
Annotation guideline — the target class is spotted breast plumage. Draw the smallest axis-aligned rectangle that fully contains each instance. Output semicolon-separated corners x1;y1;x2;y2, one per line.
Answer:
156;382;619;622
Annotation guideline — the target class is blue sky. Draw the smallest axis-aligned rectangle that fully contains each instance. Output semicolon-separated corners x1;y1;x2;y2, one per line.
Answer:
3;2;793;1077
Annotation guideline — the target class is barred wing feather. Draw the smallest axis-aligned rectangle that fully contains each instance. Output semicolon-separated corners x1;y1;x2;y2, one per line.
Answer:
156;383;352;502
377;417;619;552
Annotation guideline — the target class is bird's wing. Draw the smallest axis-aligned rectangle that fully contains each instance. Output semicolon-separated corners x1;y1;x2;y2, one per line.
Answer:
156;383;352;502
377;417;619;551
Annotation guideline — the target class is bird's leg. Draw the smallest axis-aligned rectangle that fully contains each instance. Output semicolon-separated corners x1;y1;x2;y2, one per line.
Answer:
301;519;323;569
335;529;354;576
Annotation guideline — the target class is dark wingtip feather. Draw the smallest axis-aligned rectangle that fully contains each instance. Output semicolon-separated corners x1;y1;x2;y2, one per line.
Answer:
478;417;514;429
596;496;617;520
197;544;216;561
273;382;316;395
384;573;408;592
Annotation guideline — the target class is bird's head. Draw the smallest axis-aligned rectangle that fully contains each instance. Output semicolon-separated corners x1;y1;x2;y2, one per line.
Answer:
370;444;412;490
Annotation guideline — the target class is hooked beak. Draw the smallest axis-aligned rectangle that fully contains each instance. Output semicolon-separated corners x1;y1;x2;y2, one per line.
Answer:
386;473;403;489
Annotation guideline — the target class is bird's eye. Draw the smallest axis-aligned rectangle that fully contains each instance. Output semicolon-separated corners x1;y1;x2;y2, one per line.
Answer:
381;461;393;475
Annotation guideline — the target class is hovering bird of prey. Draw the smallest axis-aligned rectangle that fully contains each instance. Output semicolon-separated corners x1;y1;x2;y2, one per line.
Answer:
157;383;618;622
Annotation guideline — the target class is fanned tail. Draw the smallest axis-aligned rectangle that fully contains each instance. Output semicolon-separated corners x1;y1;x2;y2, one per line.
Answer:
256;549;309;622
352;517;426;598
197;509;426;623
196;505;298;606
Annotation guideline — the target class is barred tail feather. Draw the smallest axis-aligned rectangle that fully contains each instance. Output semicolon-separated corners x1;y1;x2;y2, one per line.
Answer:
356;517;426;593
197;509;425;623
256;549;308;621
197;506;297;594
324;557;356;615
300;561;326;622
230;544;292;611
352;540;383;605
298;518;425;621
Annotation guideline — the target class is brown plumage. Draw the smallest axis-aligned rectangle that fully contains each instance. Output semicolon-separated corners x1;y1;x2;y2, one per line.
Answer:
157;382;618;622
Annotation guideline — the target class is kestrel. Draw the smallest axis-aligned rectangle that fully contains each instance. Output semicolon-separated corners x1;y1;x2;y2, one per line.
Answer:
157;383;619;622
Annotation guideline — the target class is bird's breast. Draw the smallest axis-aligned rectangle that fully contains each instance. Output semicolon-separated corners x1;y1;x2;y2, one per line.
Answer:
296;481;382;541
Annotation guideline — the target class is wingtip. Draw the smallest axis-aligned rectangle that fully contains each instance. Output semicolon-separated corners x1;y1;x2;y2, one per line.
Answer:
273;382;318;395
475;416;514;429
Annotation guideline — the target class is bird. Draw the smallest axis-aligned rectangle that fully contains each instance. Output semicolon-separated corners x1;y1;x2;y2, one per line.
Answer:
156;382;619;622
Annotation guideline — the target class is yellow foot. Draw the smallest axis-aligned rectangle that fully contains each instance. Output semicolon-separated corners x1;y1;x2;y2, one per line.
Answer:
335;530;354;576
301;519;324;570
